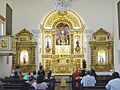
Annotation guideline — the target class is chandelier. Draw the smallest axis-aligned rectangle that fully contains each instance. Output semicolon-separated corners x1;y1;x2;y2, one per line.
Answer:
52;0;75;12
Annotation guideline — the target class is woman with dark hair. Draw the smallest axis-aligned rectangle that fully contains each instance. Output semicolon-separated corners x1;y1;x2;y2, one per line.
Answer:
91;68;97;79
15;65;21;76
12;71;19;79
32;75;48;90
38;66;45;77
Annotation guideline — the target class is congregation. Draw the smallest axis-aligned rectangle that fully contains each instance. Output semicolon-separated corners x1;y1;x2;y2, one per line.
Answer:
0;65;120;90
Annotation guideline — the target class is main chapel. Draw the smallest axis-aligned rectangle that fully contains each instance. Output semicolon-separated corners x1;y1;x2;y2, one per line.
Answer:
0;0;120;77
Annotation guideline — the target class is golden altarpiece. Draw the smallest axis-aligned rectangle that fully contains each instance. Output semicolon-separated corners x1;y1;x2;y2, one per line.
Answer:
41;10;85;75
89;28;114;72
12;29;36;72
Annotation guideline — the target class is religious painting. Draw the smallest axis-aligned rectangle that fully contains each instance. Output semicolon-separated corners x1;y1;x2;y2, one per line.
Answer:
98;49;107;64
56;23;70;45
20;50;29;65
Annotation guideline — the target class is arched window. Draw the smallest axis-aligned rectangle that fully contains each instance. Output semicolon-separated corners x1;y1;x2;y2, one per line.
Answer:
0;15;5;36
118;1;120;39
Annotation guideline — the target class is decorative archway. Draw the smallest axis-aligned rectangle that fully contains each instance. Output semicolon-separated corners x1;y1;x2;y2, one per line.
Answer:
41;10;85;75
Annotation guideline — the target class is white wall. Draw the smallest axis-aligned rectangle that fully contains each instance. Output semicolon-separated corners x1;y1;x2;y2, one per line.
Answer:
13;0;114;35
0;0;13;17
0;56;12;78
13;0;52;35
0;0;13;78
72;0;113;34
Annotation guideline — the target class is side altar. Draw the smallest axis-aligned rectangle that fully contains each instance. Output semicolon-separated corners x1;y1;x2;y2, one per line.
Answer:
41;10;86;75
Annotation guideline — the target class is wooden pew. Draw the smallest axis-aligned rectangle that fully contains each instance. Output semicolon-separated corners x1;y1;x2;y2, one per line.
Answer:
81;86;105;90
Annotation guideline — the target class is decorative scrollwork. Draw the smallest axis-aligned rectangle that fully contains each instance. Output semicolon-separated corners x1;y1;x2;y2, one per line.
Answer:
1;39;7;48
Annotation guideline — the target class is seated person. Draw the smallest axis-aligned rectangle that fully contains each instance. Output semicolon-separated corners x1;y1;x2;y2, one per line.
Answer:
12;71;19;79
23;72;30;81
90;68;97;79
0;80;3;90
20;82;30;90
81;70;96;87
45;69;52;79
81;69;86;77
26;76;36;85
38;66;45;77
33;71;38;79
15;65;21;76
32;75;48;90
106;72;120;90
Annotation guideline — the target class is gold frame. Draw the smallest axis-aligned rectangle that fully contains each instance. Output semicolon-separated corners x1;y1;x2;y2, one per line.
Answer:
89;28;114;72
12;28;36;72
41;10;85;75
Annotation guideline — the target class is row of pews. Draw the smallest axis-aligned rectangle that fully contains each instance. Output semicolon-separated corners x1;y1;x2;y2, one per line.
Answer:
1;78;55;90
76;75;112;90
1;75;111;90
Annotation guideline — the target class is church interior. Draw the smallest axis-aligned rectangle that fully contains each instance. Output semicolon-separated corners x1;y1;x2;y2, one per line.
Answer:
0;0;120;90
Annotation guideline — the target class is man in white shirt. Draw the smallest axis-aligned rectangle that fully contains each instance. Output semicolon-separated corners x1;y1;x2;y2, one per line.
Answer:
81;70;96;87
32;75;48;90
106;72;120;90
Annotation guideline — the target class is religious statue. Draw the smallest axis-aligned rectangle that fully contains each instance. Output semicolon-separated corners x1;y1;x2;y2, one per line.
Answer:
99;55;104;64
56;25;70;45
46;41;50;48
23;55;26;64
45;40;51;53
60;30;66;45
75;41;80;53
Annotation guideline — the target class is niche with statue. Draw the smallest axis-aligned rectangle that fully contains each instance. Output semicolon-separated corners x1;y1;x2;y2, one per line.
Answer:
12;28;36;72
89;28;114;72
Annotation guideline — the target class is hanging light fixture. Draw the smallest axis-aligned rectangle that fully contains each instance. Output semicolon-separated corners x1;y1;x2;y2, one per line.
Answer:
46;0;76;12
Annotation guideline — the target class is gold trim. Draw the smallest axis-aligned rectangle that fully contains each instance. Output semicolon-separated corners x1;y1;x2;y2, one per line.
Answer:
41;10;85;74
13;29;36;73
42;10;84;29
89;28;114;72
0;15;5;22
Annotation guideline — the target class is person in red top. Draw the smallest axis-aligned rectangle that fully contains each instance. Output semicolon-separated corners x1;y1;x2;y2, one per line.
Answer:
72;70;80;90
72;70;79;77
